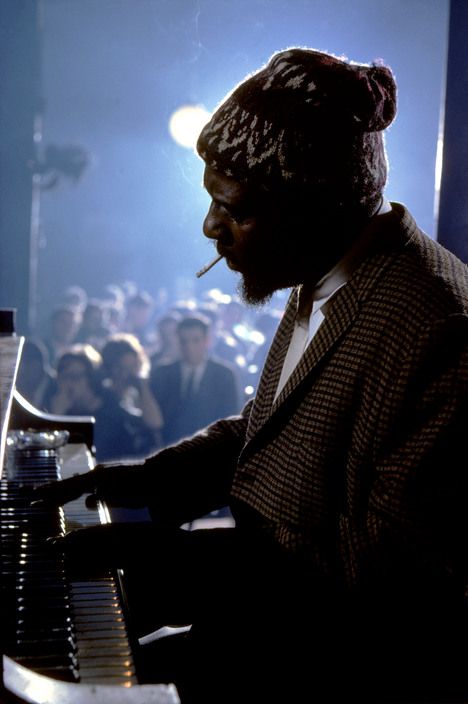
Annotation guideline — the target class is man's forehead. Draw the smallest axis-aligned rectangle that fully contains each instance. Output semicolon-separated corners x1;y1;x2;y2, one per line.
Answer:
203;166;249;201
180;328;208;342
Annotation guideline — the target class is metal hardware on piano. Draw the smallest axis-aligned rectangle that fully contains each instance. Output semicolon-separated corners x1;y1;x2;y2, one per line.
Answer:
0;336;179;703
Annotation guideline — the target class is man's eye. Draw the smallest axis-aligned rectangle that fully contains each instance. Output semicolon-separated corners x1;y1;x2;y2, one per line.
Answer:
225;207;250;223
213;200;251;223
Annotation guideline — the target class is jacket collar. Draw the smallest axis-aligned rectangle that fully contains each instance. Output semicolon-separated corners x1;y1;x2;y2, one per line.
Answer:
241;203;418;450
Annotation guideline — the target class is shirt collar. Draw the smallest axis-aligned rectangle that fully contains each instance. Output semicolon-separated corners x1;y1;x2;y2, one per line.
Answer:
297;196;392;321
181;359;207;376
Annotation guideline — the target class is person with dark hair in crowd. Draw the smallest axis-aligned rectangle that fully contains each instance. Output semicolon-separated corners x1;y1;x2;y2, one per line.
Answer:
123;291;156;348
61;284;88;314
43;344;154;463
41;306;80;366
150;312;182;367
35;48;468;703
150;314;241;446
74;298;111;349
101;333;163;452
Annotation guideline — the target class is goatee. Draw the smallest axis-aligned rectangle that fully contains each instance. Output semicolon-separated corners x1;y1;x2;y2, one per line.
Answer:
237;273;275;307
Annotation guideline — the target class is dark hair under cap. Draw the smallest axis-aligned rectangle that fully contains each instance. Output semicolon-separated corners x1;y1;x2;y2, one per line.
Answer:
197;47;397;214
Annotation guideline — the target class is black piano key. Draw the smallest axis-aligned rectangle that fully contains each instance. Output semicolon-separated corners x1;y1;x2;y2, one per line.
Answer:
16;626;74;641
13;636;77;658
1;441;140;687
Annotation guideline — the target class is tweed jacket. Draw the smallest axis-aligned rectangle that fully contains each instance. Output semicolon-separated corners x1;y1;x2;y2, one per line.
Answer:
148;203;468;593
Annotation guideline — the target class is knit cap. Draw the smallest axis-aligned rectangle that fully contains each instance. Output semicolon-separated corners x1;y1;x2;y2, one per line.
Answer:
197;48;397;211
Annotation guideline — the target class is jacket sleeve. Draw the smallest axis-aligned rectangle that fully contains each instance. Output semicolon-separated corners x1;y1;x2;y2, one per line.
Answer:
337;314;468;596
143;399;253;525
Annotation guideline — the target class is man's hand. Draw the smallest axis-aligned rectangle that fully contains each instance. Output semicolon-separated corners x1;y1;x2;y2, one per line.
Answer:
30;463;149;509
31;470;96;507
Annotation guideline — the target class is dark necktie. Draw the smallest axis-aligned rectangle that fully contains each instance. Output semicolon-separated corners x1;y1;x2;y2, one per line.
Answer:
182;368;196;401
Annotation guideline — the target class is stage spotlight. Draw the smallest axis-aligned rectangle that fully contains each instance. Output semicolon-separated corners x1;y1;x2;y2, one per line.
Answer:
169;104;211;149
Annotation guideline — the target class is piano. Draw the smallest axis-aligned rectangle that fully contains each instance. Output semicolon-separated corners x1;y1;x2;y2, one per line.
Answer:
0;335;179;703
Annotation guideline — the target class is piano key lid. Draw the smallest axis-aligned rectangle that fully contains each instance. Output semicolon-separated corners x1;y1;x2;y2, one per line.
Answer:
7;429;70;450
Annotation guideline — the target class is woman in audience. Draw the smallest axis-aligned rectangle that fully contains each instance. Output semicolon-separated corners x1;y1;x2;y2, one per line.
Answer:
101;333;164;451
43;344;155;462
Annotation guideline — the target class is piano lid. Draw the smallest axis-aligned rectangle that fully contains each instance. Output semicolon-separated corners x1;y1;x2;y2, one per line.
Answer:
0;335;24;478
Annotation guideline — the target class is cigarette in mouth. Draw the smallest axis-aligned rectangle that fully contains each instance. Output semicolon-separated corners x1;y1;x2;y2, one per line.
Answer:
196;254;223;278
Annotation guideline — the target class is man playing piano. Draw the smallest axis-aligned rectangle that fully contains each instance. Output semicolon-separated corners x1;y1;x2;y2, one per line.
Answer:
34;48;468;703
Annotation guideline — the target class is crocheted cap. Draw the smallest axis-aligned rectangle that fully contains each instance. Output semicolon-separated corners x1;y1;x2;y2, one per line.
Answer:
197;48;397;208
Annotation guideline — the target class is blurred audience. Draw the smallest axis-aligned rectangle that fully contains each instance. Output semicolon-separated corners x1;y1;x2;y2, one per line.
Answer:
42;306;80;367
150;313;241;446
150;312;182;367
123;291;156;348
27;280;283;465
74;299;111;349
61;284;88;315
43;344;155;462
101;333;163;450
16;339;55;410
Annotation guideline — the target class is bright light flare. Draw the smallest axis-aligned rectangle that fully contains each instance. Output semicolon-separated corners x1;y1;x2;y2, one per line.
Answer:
169;104;211;149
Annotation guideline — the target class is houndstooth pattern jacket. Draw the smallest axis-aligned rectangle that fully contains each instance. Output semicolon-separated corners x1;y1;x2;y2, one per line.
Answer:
149;203;468;593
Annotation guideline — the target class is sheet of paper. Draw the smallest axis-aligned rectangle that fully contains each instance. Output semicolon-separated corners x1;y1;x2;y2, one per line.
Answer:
0;336;24;477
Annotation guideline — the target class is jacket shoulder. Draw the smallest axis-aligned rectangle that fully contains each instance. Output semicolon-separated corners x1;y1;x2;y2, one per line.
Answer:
150;360;181;386
207;356;238;377
364;204;468;318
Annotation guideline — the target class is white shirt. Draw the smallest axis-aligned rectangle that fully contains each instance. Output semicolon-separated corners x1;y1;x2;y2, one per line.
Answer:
274;277;345;402
274;198;392;402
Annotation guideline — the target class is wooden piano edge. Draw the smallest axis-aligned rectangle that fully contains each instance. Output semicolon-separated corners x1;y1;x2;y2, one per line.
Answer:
1;655;180;704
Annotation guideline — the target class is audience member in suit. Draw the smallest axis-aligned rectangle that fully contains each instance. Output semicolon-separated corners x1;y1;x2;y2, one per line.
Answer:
35;49;468;703
150;314;241;445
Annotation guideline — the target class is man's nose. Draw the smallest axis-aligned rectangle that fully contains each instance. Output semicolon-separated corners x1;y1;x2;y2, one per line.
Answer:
203;202;223;240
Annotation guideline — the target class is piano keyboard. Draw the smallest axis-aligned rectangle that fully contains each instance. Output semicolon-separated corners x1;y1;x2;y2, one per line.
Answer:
1;440;137;686
0;343;179;703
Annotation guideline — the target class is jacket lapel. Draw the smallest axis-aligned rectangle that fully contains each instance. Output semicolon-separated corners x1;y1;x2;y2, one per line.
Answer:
242;283;359;452
242;206;414;452
196;360;212;399
244;290;297;442
272;283;358;410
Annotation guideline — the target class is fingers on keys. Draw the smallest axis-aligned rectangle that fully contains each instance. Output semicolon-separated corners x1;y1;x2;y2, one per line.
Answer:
30;473;94;507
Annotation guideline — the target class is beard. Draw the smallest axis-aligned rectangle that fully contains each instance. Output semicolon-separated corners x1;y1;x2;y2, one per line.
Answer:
228;244;283;306
236;255;296;306
237;274;275;307
230;208;347;306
